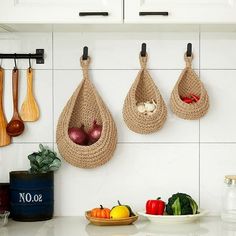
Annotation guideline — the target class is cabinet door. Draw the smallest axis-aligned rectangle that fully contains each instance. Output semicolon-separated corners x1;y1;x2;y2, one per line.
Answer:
125;0;236;23
0;0;123;24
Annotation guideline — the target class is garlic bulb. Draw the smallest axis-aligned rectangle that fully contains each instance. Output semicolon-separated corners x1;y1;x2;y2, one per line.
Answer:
144;102;156;112
136;100;157;115
137;103;146;113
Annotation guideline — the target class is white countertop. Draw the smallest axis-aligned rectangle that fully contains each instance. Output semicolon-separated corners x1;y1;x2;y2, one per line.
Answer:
1;216;236;236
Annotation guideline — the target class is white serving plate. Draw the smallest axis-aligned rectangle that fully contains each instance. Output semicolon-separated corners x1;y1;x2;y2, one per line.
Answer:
138;209;208;224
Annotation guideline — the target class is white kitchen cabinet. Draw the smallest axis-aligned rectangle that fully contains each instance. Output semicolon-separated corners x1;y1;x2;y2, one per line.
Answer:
0;0;123;24
125;0;236;24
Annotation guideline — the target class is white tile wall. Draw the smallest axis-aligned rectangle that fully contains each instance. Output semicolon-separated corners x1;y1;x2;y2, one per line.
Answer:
200;144;236;215
53;32;199;70
54;143;199;216
0;31;235;216
3;69;53;143
200;70;236;142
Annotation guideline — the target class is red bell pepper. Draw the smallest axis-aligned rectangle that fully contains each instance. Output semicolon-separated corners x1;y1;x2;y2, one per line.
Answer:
146;197;165;215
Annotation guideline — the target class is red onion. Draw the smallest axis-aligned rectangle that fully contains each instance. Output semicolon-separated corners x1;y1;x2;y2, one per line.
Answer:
68;125;88;145
88;120;102;144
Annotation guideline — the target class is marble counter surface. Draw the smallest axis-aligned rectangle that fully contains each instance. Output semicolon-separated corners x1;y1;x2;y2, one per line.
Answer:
1;216;236;236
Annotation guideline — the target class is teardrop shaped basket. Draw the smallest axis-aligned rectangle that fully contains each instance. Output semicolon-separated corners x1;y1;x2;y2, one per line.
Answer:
123;54;167;134
170;54;209;120
56;57;117;169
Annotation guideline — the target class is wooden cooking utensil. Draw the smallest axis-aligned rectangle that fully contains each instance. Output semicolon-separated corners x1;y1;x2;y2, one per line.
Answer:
20;68;39;122
0;67;11;146
6;68;24;137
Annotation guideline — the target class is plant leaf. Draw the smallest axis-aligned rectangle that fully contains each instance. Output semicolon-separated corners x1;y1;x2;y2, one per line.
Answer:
39;144;45;152
36;155;43;164
28;154;36;161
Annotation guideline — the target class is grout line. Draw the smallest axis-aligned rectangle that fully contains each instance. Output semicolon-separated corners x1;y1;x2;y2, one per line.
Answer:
198;31;201;207
199;142;236;144
12;142;53;144
12;141;199;145
117;142;199;144
11;141;236;144
52;31;55;150
199;68;236;71
2;68;236;71
122;0;125;21
0;68;192;71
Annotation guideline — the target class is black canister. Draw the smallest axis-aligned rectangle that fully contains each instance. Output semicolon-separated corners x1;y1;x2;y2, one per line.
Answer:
0;183;10;212
10;171;54;221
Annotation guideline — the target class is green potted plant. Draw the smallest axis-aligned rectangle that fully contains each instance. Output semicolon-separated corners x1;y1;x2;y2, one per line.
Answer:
10;144;61;222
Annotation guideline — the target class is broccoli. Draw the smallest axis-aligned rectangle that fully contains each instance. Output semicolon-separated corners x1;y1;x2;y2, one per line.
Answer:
166;193;198;215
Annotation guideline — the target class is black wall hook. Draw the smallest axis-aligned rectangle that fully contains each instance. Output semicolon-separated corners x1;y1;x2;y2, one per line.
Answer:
82;46;88;60
14;54;17;69
186;43;192;57
141;43;146;57
29;53;32;68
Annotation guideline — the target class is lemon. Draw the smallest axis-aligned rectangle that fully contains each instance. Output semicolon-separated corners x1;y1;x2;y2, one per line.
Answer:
110;206;130;219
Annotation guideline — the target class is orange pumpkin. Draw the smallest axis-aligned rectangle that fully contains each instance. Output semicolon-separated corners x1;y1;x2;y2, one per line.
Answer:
91;205;110;219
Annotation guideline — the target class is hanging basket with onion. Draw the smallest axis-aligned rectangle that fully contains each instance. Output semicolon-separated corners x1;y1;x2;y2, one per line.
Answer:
170;54;209;120
56;57;117;169
123;54;167;134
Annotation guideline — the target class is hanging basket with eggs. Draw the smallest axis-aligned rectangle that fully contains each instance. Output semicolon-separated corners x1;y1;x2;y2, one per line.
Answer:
56;57;117;169
123;54;167;134
170;54;209;120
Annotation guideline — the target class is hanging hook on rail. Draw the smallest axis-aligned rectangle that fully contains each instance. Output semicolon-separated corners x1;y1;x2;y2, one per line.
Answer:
186;43;192;57
14;53;17;70
29;53;32;69
82;46;88;60
140;43;147;57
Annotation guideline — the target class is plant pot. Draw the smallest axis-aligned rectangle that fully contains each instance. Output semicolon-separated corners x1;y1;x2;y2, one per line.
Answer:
10;171;54;222
0;183;10;212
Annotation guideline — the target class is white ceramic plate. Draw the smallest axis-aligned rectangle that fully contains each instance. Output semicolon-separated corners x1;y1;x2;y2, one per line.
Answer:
138;209;208;224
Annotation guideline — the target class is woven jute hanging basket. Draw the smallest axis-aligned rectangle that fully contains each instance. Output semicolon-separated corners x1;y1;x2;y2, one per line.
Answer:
56;57;117;169
123;54;167;134
170;54;209;120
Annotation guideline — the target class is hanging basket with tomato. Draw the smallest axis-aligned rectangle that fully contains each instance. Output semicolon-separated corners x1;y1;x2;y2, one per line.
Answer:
170;53;209;120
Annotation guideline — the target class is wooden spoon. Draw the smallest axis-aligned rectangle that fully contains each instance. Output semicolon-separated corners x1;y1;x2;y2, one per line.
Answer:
20;68;39;122
0;67;11;146
6;68;25;137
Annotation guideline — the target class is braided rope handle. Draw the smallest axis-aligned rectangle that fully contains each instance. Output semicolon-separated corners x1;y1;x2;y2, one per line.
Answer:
80;56;91;80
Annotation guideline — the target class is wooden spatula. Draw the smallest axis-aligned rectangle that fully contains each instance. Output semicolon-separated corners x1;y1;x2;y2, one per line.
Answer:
20;68;39;122
0;67;11;146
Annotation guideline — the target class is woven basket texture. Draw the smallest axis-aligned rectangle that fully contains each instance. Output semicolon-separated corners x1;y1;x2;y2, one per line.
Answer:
56;57;117;168
170;54;209;120
123;54;167;134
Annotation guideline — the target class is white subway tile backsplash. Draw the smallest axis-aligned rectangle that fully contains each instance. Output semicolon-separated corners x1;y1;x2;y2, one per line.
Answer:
200;144;236;215
54;143;199;216
53;32;199;70
0;33;52;69
2;69;53;143
201;32;236;69
200;70;236;142
0;30;235;216
0;143;52;182
54;69;199;143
